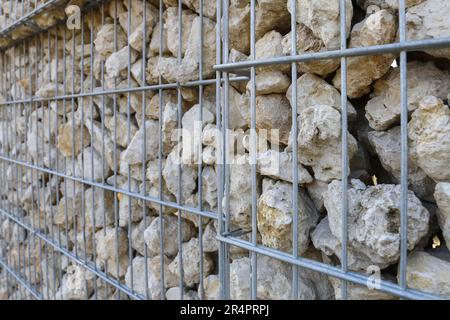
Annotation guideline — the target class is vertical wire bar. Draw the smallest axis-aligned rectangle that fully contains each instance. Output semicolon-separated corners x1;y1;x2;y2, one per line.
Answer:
197;0;205;300
157;0;165;301
221;0;231;300
398;0;408;290
339;0;349;300
290;0;299;300
141;0;151;300
177;0;185;300
249;0;257;300
215;0;225;300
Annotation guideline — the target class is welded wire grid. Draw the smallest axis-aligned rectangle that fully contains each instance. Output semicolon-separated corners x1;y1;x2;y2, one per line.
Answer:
0;0;447;300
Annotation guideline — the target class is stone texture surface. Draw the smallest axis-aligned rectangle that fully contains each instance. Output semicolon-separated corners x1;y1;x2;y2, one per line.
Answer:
434;183;450;251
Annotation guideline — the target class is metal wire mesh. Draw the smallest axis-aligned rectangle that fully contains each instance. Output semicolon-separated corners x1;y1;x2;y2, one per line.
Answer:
0;0;449;300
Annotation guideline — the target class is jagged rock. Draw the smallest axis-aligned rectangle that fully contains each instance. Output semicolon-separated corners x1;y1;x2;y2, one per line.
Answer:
60;265;95;300
169;238;214;287
75;147;111;182
131;216;154;256
105;46;138;78
355;0;425;10
408;96;450;182
288;0;353;50
122;120;159;165
163;144;198;201
247;71;290;95
57;123;90;158
287;73;356;120
365;61;450;131
165;286;198;300
257;150;313;185
202;166;218;209
255;0;291;41
204;274;220;300
144;215;195;257
125;255;179;300
305;180;328;213
404;251;450;298
368;126;435;200
282;24;340;77
105;114;139;149
329;276;397;300
324;179;430;269
94;24;127;60
117;180;143;227
434;183;450;251
183;0;216;19
165;8;196;58
333;9;397;98
258;179;318;255
406;0;450;60
84;187;115;231
96;226;129;278
297;104;358;182
256;94;291;146
255;31;290;74
229;4;250;54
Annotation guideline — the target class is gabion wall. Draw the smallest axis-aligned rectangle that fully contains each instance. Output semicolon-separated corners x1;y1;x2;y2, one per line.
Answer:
0;0;449;300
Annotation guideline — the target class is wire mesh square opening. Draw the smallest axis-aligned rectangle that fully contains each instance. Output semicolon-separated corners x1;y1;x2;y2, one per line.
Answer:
0;0;449;300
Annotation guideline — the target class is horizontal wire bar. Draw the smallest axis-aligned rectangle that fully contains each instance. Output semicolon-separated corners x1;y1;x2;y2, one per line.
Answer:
0;254;43;300
0;155;218;220
0;207;145;300
0;76;249;106
216;235;444;301
214;37;450;72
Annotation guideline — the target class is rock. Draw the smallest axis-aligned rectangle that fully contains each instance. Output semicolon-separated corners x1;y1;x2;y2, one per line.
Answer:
365;61;450;131
255;94;291;146
165;8;197;58
257;180;318;255
75;147;111;182
306;180;328;213
257;150;313;185
288;0;353;50
230;255;291;300
177;16;216;83
84;187;115;231
287;73;356;120
333;10;397;98
121;120;159;165
404;251;450;298
96;226;129;278
125;255;179;300
144;215;196;257
94;24;127;60
282;24;340;77
165;286;198;300
202;166;218;209
406;0;450;60
117;179;143;227
324;179;430;269
163;144;198;201
355;0;425;10
434;183;450;251
105;46;138;78
329;276;397;300
202;220;219;253
255;31;290;73
204;274;220;300
60;265;95;300
229;4;250;54
105;113;139;148
57;122;90;158
246;71;290;95
408;96;450;182
131;217;154;256
297;104;358;182
169;238;214;287
224;155;252;229
368;126;435;200
183;0;216;19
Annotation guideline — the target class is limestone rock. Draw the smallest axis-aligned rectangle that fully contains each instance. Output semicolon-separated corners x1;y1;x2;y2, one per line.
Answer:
169;238;214;287
368;126;435;200
165;8;196;58
105;46;138;78
406;0;450;60
165;286;198;300
96;226;129;278
365;61;450;131
288;0;353;50
144;215;195;257
329;276;397;300
434;183;450;251
255;0;291;41
287;73;356;120
125;255;179;300
84;187;115;231
282;24;340;77
94;24;127;60
57;123;90;158
255;31;290;74
297;105;358;182
333;10;397;98
257;150;313;185
256;94;291;146
75;147;111;182
247;71;290;95
404;251;450;298
60;265;95;300
204;274;220;300
408;96;450;182
258;179;318;255
122;120;160;165
324;179;430;268
229;4;250;54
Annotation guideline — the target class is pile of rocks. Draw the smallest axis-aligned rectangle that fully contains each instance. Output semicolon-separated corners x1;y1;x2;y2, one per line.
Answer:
0;0;449;300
